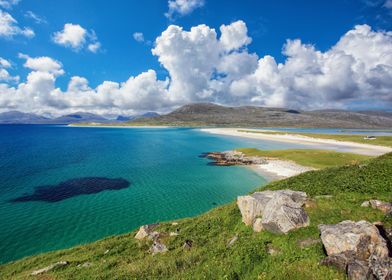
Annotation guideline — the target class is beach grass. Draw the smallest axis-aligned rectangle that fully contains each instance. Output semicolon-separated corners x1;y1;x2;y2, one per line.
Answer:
236;148;373;169
239;130;392;147
1;153;391;279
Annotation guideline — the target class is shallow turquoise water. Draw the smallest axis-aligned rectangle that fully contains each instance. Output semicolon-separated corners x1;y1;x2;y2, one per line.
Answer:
0;125;309;263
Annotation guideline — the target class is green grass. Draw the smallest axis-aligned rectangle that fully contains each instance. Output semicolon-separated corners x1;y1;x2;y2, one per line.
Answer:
236;148;373;169
239;130;392;148
1;153;391;279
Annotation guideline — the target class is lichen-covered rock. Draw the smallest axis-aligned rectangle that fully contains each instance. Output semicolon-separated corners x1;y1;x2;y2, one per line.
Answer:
150;241;168;254
261;192;310;234
237;189;307;228
318;220;389;259
134;223;159;240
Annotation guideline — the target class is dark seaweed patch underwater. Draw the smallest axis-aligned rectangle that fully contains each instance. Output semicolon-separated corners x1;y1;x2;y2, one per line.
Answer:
10;177;130;203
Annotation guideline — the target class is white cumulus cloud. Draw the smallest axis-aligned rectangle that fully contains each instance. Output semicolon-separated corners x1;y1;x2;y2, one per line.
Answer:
0;0;20;9
0;21;392;115
0;9;34;38
165;0;204;19
53;23;101;53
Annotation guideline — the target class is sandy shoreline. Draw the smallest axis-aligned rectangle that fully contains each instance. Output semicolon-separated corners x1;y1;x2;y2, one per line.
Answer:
200;128;392;156
248;160;315;182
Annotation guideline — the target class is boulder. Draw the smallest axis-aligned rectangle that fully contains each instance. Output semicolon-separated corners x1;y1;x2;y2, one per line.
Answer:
261;192;310;234
318;220;389;260
237;189;307;227
369;200;392;215
31;261;69;276
134;223;159;240
150;241;168;254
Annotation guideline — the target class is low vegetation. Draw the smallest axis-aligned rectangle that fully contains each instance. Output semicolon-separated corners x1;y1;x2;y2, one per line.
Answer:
236;148;373;169
239;130;392;148
1;153;391;279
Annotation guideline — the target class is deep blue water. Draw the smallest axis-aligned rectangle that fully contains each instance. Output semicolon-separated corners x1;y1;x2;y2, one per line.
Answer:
0;125;313;263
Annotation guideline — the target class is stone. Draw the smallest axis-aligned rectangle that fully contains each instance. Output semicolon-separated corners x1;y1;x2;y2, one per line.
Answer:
169;232;179;237
361;201;371;207
134;223;159;240
227;235;238;247
31;261;69;276
369;255;392;280
320;252;355;271
237;189;307;227
318;220;389;260
183;240;193;250
261;192;309;234
347;259;374;280
369;200;392;215
104;249;110;255
171;222;179;226
150;241;168;254
252;218;264;232
296;238;321;248
77;262;93;268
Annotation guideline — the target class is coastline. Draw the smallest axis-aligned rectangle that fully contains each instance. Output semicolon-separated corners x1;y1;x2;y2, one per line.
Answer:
68;124;170;128
200;128;392;156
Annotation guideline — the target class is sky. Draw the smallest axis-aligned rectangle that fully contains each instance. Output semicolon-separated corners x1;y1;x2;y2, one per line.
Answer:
0;0;392;116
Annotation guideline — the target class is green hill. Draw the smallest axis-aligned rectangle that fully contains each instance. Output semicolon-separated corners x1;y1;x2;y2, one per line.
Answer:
1;153;391;279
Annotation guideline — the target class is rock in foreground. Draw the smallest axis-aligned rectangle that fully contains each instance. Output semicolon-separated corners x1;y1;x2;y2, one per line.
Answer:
31;261;68;276
319;220;391;280
237;190;309;234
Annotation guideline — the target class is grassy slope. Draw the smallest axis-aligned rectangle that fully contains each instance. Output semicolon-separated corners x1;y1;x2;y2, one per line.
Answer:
1;154;392;280
239;130;392;148
236;148;373;169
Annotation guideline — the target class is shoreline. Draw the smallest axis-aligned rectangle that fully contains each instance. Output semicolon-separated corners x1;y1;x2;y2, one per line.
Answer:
68;124;171;128
200;128;392;156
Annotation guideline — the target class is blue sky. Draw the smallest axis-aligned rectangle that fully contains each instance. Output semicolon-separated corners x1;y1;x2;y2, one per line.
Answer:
0;0;391;115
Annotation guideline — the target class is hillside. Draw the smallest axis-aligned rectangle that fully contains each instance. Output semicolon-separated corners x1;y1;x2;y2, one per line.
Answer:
128;103;392;128
1;152;391;279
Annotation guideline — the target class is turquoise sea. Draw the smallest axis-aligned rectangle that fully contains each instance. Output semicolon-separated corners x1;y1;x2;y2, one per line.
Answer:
0;125;320;263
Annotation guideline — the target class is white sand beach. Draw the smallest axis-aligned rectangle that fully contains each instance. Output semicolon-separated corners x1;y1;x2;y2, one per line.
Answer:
250;159;315;181
200;128;392;156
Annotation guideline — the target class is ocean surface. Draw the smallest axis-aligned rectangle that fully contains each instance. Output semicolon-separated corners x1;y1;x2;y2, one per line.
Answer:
0;125;316;263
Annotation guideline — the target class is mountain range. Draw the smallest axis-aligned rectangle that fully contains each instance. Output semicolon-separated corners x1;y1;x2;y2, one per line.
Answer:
0;111;160;124
128;103;392;128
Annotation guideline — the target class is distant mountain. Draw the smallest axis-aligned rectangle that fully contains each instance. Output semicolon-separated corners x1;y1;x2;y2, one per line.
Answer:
0;111;160;124
50;112;109;124
116;112;160;122
0;111;50;124
129;103;392;128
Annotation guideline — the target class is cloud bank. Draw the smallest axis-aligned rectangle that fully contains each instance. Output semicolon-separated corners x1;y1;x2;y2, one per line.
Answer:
0;21;391;115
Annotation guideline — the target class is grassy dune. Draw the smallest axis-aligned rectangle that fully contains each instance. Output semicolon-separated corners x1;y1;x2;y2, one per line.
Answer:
1;152;391;279
239;130;392;148
237;148;373;169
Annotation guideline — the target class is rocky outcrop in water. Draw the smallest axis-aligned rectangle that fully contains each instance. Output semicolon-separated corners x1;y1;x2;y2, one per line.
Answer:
201;151;266;166
237;190;309;234
319;220;392;280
